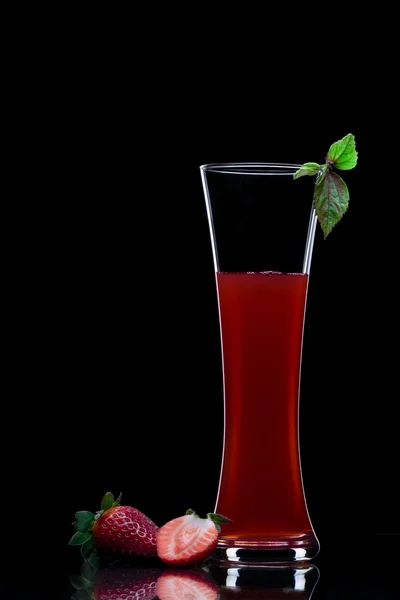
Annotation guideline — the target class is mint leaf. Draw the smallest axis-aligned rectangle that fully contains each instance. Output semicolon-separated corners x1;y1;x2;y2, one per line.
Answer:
328;133;358;170
294;133;357;237
69;531;92;546
101;492;114;511
313;172;349;238
293;162;321;179
316;163;329;184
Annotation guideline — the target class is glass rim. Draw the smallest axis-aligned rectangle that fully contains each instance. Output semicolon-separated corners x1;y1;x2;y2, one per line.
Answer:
200;162;302;175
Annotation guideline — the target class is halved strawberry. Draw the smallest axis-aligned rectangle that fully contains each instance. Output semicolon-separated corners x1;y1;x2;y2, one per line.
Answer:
156;509;231;566
156;568;219;600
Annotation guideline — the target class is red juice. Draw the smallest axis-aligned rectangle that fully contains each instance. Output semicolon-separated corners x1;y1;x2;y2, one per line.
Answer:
215;271;314;547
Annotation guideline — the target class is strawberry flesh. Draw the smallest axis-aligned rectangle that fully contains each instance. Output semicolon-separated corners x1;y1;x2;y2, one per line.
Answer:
157;513;219;566
93;505;158;556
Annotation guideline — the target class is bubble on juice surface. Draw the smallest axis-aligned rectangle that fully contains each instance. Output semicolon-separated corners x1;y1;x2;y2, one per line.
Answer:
242;271;306;276
259;270;282;275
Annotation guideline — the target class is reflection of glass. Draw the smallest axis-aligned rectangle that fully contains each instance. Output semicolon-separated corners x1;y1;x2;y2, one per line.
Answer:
209;564;319;599
201;164;319;562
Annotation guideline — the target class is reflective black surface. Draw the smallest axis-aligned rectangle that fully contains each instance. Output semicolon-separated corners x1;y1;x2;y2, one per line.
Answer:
1;536;399;599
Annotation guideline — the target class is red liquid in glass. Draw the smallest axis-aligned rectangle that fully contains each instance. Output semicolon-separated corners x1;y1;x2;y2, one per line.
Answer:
215;271;313;546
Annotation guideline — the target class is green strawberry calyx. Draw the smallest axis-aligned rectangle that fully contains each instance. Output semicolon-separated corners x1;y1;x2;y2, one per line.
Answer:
68;491;121;565
186;508;232;533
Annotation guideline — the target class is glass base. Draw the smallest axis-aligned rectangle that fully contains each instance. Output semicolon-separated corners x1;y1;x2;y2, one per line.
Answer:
212;533;319;564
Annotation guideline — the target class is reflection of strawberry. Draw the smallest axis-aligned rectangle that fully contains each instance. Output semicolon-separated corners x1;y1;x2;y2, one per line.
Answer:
156;569;219;600
157;509;231;566
93;568;160;600
69;492;158;559
71;564;161;600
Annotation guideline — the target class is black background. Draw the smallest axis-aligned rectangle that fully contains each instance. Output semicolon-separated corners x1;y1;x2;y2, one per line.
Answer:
3;41;399;598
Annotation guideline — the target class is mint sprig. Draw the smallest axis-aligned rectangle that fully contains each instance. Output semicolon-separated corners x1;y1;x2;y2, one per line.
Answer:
294;133;358;238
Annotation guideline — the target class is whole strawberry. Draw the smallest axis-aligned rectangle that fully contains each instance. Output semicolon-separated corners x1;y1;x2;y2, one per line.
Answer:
69;492;158;560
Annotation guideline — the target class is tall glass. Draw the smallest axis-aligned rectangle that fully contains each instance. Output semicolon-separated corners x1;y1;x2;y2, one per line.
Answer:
201;163;319;563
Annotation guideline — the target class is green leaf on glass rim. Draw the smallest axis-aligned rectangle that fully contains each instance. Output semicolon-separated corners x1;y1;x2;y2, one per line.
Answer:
101;492;114;512
69;531;92;546
293;162;321;179
316;163;329;184
294;133;357;237
313;171;349;238
327;133;358;170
